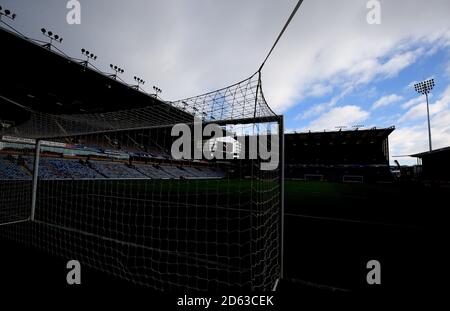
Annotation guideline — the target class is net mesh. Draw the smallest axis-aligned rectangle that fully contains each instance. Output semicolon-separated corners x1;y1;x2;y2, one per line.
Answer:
0;72;281;291
3;73;274;139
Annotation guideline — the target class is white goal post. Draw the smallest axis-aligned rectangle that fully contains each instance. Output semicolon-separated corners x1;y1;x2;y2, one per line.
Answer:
0;71;284;291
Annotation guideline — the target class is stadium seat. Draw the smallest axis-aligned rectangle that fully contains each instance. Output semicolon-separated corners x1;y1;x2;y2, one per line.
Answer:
24;157;102;179
90;160;146;179
0;157;31;180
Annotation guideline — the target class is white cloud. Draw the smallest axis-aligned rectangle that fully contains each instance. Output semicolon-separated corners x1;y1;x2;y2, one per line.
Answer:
390;84;450;164
260;0;450;112
296;97;336;120
296;86;353;120
401;97;425;109
390;114;450;164
4;0;450;115
307;83;333;98
399;85;450;122
305;105;370;131
407;80;419;89
297;102;330;120
389;125;429;164
372;94;403;110
346;50;423;88
378;50;420;78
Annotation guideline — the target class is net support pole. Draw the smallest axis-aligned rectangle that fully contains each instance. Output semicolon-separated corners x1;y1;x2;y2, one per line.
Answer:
279;115;285;281
30;139;41;222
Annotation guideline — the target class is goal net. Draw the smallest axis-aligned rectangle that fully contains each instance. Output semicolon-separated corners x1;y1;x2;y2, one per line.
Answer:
0;71;282;291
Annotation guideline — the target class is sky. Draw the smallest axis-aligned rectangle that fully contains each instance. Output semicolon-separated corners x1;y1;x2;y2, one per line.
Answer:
2;0;450;165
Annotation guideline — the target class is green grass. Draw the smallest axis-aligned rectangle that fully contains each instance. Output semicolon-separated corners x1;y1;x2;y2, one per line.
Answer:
36;178;436;225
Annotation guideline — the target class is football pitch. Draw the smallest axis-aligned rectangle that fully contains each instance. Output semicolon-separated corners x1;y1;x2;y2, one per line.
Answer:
1;178;437;292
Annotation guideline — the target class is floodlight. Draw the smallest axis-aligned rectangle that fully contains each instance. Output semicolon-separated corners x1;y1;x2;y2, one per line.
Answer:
81;48;97;62
80;48;97;65
109;63;125;80
40;27;64;49
153;86;162;98
1;7;17;21
413;78;435;151
133;76;146;90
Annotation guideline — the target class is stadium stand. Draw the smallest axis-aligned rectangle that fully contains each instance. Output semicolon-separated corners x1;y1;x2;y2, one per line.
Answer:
181;166;203;178
202;167;226;178
2;151;227;180
0;21;278;292
89;160;146;179
23;157;102;179
181;167;224;178
134;163;173;179
160;165;194;179
134;163;226;179
285;127;394;183
0;157;30;180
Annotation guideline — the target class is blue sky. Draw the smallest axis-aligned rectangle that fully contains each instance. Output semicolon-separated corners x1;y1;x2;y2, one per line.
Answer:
1;0;450;164
285;43;449;131
282;35;450;164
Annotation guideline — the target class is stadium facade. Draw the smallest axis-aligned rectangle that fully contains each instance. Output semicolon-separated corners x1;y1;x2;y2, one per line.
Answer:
285;127;395;183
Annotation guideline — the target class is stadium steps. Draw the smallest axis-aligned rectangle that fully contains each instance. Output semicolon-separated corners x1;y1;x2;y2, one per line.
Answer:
87;161;109;178
134;164;173;179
